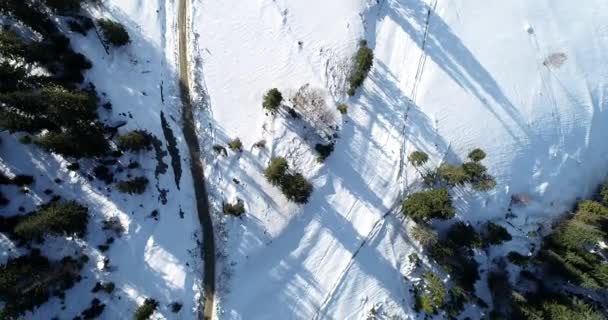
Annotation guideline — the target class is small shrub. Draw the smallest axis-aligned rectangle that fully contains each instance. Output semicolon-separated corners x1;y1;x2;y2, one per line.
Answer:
117;130;153;152
229;138;243;152
347;40;374;96
468;148;486;162
116;176;148;195
401;188;455;221
223;199;245;216
280;173;313;204
262;88;283;112
408;151;429;167
315;142;334;162
337;103;348;114
482;222;512;246
97;19;130;47
134;298;158;320
264;157;289;186
264;157;312;203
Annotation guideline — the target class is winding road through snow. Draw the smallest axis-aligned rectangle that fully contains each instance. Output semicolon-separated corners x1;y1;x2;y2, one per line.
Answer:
177;0;216;319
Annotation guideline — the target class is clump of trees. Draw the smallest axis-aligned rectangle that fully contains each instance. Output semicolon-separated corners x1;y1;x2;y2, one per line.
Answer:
0;4;112;159
401;188;455;221
265;157;313;203
262;88;283;112
337;103;348;114
116;176;149;194
481;222;512;246
0;251;87;317
117;130;154;152
347;40;374;96
97;18;130;47
14;201;89;240
134;298;158;320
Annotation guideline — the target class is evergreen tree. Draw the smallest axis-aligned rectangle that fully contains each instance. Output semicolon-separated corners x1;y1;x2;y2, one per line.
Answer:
265;157;289;185
262;88;283;112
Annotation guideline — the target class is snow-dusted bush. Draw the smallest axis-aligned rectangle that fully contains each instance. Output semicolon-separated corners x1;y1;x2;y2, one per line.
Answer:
262;88;283;112
97;18;130;47
223;199;245;216
15;201;89;239
290;84;336;137
116;176;148;195
337;103;348;114
401;188;455;221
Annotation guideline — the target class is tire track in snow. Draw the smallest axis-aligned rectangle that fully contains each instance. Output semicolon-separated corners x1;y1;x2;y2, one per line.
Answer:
397;0;438;189
313;1;440;317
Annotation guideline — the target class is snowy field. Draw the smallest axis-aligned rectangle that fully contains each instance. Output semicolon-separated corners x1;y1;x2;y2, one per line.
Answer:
1;0;203;319
2;0;608;318
192;0;608;319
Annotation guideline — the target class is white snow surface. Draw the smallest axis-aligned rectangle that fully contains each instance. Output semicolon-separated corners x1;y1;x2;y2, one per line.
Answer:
191;0;608;319
1;0;202;319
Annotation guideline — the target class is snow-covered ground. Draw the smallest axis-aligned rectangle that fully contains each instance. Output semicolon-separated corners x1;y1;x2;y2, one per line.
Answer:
1;0;203;319
191;0;608;318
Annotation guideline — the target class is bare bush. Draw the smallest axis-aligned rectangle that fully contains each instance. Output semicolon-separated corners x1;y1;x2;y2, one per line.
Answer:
289;84;336;137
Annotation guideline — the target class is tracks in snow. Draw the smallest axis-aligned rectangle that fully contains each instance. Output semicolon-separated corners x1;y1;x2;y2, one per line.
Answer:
314;1;439;317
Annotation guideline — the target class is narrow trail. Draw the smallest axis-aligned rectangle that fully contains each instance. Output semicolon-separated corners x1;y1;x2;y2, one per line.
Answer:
177;0;216;319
